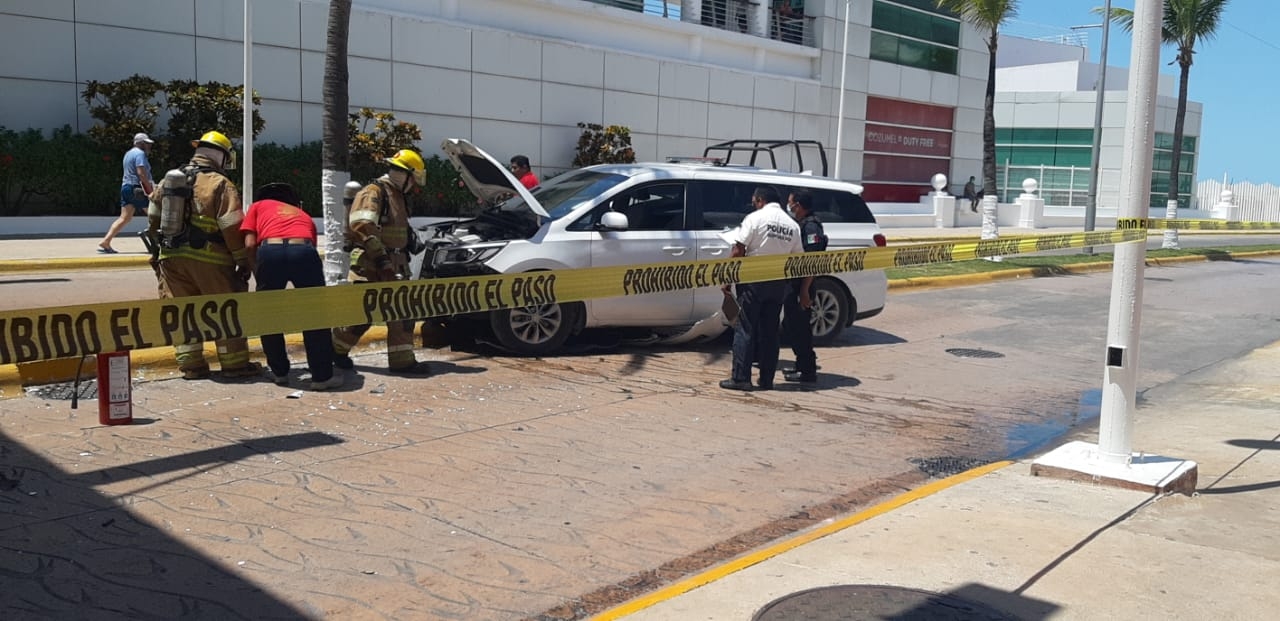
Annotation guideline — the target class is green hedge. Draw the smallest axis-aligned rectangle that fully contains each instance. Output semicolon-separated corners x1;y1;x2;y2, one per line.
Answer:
0;131;477;217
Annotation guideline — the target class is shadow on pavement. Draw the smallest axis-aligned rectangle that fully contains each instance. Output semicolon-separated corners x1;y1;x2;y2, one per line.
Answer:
0;430;341;619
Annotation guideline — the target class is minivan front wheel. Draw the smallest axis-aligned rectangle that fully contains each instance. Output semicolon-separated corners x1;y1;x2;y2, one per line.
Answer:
809;278;850;345
489;302;579;356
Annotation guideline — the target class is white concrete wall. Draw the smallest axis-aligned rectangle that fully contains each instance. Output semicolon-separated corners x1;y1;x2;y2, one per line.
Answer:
994;89;1202;213
996;35;1086;68
0;0;988;191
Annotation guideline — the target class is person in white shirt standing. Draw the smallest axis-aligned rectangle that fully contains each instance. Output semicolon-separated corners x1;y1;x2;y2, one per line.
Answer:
721;186;803;391
99;132;155;254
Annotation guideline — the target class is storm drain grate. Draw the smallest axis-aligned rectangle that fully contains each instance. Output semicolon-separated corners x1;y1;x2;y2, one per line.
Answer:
946;347;1005;359
753;584;1016;621
27;380;98;401
910;456;992;478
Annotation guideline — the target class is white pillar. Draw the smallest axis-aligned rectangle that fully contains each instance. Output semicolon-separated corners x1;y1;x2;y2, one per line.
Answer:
1098;0;1161;465
681;0;702;24
748;0;767;37
930;173;956;228
1017;178;1045;229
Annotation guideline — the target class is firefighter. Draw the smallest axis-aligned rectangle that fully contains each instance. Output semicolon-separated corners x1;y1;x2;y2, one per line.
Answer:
148;130;260;380
332;148;433;376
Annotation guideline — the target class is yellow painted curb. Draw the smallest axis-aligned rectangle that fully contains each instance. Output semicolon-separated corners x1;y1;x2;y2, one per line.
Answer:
887;248;1280;292
0;256;150;273
591;460;1015;621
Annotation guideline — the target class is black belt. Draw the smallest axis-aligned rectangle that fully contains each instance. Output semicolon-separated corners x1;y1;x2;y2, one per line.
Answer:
263;238;312;246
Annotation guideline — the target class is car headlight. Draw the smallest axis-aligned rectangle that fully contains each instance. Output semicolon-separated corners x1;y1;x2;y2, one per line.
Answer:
433;242;507;266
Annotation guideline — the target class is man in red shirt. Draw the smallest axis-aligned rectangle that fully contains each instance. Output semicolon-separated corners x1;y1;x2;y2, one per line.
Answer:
241;182;342;391
510;154;539;189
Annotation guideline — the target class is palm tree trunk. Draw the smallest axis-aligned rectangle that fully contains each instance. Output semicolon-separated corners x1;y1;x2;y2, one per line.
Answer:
322;0;353;285
1162;57;1191;250
980;31;1000;245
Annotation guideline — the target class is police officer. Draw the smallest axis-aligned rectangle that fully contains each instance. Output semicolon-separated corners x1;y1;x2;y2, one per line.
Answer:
332;148;432;375
781;190;826;383
149;130;259;380
721;186;803;391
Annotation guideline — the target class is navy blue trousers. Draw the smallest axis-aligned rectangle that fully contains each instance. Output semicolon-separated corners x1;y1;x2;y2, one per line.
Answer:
731;280;788;386
254;243;334;382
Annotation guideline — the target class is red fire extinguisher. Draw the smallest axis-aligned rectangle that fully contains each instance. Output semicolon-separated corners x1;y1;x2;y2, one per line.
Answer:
96;351;133;425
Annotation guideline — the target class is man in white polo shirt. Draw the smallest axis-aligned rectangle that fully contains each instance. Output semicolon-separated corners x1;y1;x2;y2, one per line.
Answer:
721;186;803;391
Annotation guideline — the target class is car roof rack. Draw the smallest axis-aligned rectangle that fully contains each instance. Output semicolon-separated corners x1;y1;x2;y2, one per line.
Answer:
702;139;828;177
665;155;726;166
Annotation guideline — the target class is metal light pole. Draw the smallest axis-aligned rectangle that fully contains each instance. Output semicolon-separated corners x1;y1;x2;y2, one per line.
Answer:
1075;0;1112;254
242;0;254;208
833;0;850;179
1098;0;1160;465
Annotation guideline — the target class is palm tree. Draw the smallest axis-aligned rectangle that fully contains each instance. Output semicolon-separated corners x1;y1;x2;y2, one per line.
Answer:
936;0;1020;240
322;0;353;285
1098;0;1230;249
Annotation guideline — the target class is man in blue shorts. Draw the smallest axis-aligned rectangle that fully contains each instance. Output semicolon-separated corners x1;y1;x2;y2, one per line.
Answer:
99;132;155;253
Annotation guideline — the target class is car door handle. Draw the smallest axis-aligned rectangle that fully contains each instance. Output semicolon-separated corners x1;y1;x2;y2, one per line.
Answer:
699;244;730;255
661;245;689;256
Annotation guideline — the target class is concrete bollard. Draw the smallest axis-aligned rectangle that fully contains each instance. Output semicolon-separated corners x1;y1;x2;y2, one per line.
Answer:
1017;177;1045;229
930;173;957;228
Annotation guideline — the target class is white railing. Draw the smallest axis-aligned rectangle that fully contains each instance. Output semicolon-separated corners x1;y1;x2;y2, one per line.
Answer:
1194;179;1280;223
582;0;815;47
996;164;1123;211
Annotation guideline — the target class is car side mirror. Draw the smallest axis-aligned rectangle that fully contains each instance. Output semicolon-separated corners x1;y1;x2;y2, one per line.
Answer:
599;211;628;230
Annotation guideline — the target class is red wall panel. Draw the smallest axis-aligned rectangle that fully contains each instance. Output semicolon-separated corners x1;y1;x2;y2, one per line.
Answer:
866;96;954;130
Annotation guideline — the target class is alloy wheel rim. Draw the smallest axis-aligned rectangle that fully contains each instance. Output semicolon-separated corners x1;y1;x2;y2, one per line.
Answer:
509;304;562;345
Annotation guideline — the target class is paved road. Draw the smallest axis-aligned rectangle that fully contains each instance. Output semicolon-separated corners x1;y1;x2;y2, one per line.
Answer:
3;257;1278;619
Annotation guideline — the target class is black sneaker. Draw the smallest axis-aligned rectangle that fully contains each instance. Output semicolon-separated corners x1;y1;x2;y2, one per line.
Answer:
782;369;817;383
719;379;754;391
334;354;354;370
388;361;432;376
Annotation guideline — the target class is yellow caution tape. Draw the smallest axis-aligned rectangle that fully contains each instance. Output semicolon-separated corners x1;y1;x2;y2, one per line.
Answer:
0;228;1150;365
1116;217;1280;231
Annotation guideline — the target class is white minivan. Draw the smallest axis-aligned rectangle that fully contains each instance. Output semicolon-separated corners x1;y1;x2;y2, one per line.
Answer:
418;139;887;356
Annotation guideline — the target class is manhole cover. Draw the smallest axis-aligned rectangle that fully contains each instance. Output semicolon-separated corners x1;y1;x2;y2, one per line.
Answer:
27;380;98;401
910;456;992;478
945;348;1005;359
753;584;1016;620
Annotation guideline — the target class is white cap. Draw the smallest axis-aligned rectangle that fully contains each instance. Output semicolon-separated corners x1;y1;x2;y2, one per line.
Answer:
133;132;154;144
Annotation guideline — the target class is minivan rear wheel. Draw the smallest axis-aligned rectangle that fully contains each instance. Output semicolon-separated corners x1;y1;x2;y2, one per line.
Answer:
489;302;580;356
810;278;850;345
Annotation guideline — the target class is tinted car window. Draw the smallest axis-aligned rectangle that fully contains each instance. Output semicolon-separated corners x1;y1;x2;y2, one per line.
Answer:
691;180;758;230
568;182;688;231
780;186;875;224
619;183;687;230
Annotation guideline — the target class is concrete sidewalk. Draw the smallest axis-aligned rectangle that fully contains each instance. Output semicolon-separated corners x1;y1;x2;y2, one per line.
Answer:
603;341;1280;620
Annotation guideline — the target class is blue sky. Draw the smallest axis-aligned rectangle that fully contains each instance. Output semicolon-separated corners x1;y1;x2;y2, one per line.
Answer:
1003;0;1280;184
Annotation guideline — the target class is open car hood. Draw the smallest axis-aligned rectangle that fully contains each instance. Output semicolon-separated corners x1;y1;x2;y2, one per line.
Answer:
440;138;548;218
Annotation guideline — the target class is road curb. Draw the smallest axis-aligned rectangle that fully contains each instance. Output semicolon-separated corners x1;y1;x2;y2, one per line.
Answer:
886;248;1280;291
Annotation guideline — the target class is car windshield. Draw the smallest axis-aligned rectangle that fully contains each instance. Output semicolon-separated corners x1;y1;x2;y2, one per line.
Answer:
530;170;629;220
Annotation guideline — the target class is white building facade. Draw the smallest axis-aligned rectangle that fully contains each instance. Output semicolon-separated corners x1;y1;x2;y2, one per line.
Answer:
1;0;989;201
995;36;1203;211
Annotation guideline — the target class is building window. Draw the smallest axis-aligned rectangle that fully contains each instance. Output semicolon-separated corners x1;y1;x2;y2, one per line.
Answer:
1151;132;1196;208
870;1;960;74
